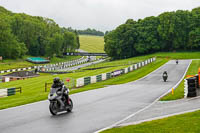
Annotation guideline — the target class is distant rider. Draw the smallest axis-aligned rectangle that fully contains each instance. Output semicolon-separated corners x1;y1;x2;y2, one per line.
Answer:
176;59;178;64
163;71;168;77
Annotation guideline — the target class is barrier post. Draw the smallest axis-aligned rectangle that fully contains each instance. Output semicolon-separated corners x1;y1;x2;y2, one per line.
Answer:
45;82;47;92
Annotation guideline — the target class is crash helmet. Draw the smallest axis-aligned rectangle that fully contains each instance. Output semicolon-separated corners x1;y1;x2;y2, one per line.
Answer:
163;71;167;75
53;77;60;84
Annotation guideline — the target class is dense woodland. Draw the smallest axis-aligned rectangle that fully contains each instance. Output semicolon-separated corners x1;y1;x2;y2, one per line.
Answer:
104;7;200;59
67;27;104;36
0;6;80;59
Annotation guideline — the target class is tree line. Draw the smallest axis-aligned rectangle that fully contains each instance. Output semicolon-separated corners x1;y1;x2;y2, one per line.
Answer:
104;7;200;59
68;27;104;36
0;6;80;59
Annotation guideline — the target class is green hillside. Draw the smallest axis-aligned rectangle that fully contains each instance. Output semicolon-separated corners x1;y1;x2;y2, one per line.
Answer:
79;35;105;53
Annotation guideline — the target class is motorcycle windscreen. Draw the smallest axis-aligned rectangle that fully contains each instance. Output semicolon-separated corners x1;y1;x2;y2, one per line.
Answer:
50;87;60;94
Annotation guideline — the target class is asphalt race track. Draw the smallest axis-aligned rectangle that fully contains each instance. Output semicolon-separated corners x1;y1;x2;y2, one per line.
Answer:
0;60;191;133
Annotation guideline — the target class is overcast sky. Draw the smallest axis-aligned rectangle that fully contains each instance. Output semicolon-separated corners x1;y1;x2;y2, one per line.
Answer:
0;0;199;32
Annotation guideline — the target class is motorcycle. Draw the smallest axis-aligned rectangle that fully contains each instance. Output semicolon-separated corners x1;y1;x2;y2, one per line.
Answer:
163;71;168;82
48;86;73;115
176;60;178;65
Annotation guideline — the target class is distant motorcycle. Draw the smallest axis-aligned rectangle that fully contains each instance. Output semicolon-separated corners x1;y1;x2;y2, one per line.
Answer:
163;71;168;82
176;59;179;65
48;86;73;115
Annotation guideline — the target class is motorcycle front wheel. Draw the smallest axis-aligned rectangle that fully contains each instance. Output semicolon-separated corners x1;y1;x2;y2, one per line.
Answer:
49;102;58;115
67;98;73;112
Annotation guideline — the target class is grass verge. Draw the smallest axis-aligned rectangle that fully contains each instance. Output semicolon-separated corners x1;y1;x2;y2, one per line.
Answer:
101;109;200;133
160;60;200;101
151;52;200;59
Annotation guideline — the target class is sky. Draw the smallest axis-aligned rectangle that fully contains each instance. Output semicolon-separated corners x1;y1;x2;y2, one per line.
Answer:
0;0;199;32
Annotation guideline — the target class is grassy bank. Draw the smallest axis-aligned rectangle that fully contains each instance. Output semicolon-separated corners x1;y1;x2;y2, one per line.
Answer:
152;52;200;59
161;59;200;101
101;109;200;133
79;35;105;53
0;57;166;110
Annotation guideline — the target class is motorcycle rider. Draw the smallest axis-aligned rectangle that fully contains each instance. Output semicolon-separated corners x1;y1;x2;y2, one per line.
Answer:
163;71;168;76
52;77;69;109
162;71;168;82
176;59;179;64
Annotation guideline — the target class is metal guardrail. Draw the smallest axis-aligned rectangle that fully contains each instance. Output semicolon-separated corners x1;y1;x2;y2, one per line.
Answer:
63;52;107;56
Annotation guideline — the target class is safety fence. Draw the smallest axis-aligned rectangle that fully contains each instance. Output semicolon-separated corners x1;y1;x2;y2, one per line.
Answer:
0;87;22;98
76;57;156;87
0;57;86;74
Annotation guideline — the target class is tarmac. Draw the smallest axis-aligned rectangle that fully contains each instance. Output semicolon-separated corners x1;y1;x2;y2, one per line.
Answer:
118;96;200;127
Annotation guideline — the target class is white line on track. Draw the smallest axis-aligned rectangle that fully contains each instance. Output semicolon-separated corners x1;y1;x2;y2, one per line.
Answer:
117;107;200;127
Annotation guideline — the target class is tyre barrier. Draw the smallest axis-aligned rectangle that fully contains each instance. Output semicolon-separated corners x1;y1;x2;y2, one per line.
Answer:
76;57;156;87
184;76;199;98
0;87;22;98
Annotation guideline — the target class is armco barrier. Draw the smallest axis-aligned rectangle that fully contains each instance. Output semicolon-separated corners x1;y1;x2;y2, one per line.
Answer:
84;77;91;85
134;64;137;70
142;62;144;66
128;67;130;72
102;73;107;80
125;68;128;74
1;57;86;74
91;76;97;83
76;57;156;87
138;63;141;68
76;78;84;87
130;66;133;71
106;73;111;79
96;75;102;82
121;69;125;74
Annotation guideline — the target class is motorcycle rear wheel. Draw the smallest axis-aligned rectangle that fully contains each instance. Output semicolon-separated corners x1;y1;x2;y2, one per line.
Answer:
163;76;167;82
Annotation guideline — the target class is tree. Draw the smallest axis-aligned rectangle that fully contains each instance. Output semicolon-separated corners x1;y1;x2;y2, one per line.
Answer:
104;7;200;59
0;6;80;58
0;16;27;59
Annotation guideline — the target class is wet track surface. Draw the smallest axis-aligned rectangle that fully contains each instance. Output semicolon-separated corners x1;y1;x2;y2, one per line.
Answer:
0;60;191;133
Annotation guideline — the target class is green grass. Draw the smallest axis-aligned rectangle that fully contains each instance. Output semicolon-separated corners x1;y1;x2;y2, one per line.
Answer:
0;56;80;71
101;109;200;133
79;35;105;53
161;60;200;101
151;52;200;59
0;57;166;110
83;55;151;70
